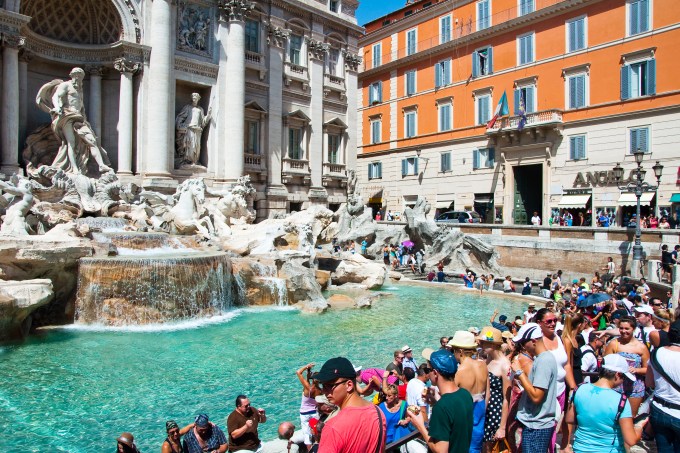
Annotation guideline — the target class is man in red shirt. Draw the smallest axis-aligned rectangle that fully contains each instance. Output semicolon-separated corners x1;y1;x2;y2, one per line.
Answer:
314;357;386;453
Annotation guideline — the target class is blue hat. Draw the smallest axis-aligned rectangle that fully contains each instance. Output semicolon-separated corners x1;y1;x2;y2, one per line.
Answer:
195;414;210;427
429;349;458;375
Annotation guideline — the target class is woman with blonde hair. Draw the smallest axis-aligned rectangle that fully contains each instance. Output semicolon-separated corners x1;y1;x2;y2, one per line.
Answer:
649;308;674;349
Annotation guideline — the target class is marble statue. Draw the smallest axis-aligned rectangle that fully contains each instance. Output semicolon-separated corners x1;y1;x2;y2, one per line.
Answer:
36;67;113;176
206;175;256;235
175;93;212;167
0;175;35;235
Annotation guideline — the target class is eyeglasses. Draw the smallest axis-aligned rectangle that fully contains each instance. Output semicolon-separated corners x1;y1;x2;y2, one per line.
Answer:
397;356;405;360
322;379;349;393
542;318;557;325
652;303;663;307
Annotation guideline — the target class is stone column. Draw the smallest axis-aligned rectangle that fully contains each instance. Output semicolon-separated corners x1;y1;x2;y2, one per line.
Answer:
1;34;23;176
344;51;360;176
144;0;175;178
86;67;105;139
115;58;140;175
307;38;328;204
217;0;253;182
18;50;31;150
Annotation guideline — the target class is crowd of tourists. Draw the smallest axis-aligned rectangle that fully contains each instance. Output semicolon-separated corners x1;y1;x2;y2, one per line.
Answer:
115;267;680;453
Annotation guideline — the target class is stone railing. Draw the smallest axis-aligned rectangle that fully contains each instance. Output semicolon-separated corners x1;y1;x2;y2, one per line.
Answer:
244;153;263;166
486;109;563;132
323;162;346;174
283;62;309;88
245;51;261;64
322;162;347;187
282;158;310;185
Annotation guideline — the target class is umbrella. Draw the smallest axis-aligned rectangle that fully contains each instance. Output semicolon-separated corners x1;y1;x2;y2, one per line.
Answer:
578;292;610;308
401;240;415;248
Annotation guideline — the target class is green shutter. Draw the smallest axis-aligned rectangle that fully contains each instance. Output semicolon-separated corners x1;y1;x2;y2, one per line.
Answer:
487;47;494;74
621;66;631;100
646;59;656;95
472;51;479;78
473;150;480;169
377;162;383;178
488;148;495;167
402;159;407;176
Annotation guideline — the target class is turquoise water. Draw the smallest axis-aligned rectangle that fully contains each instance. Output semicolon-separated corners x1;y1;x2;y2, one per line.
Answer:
0;284;527;452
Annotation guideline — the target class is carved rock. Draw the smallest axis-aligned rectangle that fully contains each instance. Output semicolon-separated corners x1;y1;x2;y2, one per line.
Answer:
331;252;386;290
0;279;54;341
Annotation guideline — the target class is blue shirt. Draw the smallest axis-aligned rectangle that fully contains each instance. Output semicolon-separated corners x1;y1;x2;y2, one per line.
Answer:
183;425;228;453
491;321;509;332
573;384;632;453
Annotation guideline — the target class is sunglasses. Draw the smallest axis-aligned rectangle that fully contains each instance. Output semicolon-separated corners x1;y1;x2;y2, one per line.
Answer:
322;379;349;393
542;319;557;325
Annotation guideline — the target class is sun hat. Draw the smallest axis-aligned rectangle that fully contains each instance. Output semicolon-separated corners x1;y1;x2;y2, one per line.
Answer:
602;354;636;381
429;349;458;375
501;331;514;340
447;331;478;349
117;433;135;448
421;347;434;361
634;305;654;315
477;326;503;344
468;326;481;335
594;282;603;288
401;345;412;353
528;302;536;307
313;357;357;383
512;322;543;343
315;394;332;405
514;319;525;326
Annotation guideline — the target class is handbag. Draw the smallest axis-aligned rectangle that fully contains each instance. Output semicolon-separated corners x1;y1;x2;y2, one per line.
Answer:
490;438;511;453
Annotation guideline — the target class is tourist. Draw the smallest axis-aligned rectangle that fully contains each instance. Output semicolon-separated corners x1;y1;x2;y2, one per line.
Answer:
402;345;418;373
511;323;558;453
490;309;510;332
360;240;367;255
562;314;588;386
646;319;680;452
506;333;535;452
295;363;321;449
601;257;616;287
650;308;673;348
437;269;447;283
407;363;431;424
662;244;675;282
356;366;398;396
261;422;299;453
503;276;515;293
449;331;488;453
162;420;194;453
477;327;510;450
580;331;604;384
378;383;411;444
376;212;382;221
531;211;541;226
604;318;650;418
524;303;537;323
542;273;553;298
227;395;267;452
383;245;389;264
474;274;486;294
386;349;406;382
566;354;642;453
649;214;659;229
183;414;228;453
522;277;532;295
427;269;436;282
408;349;474;453
314;394;338;422
486;274;495;291
633;305;656;349
314;357;386;452
116;432;141;453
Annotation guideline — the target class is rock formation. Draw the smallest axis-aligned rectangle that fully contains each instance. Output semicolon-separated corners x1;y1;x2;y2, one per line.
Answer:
0;279;54;341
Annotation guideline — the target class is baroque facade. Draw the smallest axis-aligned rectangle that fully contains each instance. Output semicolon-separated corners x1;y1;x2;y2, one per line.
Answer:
357;0;680;225
0;0;362;219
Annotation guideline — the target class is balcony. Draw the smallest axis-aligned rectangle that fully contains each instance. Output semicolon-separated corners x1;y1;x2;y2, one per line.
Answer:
245;51;267;80
486;109;563;138
323;73;346;99
283;62;309;90
282;158;311;185
244;153;266;181
322;162;347;187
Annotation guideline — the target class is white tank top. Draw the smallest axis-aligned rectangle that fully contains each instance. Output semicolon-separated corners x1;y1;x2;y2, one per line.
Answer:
652;347;680;417
548;335;568;396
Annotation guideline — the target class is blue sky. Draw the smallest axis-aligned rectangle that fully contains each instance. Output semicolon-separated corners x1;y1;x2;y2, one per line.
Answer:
356;1;406;26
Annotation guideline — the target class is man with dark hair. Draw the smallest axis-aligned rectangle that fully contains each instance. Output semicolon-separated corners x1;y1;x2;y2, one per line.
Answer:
406;363;431;424
408;349;473;453
386;349;406;382
490;309;510;332
227;395;267;452
315;357;386;452
183;414;228;453
580;331;604;383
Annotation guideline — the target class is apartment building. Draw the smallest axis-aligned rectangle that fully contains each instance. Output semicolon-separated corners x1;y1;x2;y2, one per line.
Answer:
357;0;680;225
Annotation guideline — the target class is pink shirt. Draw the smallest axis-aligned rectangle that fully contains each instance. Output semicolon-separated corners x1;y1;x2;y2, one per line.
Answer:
359;368;398;389
318;404;386;453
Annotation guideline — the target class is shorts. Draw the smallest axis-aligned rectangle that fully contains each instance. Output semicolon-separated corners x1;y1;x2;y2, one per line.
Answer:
299;411;317;445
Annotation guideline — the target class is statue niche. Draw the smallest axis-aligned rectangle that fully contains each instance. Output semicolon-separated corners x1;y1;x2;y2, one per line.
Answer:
175;92;212;169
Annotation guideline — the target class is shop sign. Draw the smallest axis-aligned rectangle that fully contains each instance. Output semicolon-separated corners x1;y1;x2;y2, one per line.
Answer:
572;170;635;188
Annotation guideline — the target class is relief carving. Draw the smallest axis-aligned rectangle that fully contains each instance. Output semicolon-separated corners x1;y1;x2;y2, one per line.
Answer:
177;2;212;56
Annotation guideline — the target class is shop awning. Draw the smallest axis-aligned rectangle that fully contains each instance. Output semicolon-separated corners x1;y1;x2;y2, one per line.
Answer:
670;193;680;203
436;201;454;209
474;195;493;204
617;192;655;206
557;194;591;208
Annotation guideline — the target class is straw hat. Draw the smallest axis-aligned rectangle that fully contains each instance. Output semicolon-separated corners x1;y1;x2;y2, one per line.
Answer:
477;326;502;344
421;347;434;361
447;331;478;349
501;331;514;340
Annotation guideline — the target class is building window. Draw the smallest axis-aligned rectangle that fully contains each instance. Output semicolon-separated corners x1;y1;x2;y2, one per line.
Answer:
372;43;382;68
569;135;586;160
514;85;536;114
289;34;303;65
472;47;493;77
473;148;495;169
566;16;586;52
435;59;451;88
370;119;381;144
328;134;341;164
567;73;587;109
245;20;259;53
440;152;452;172
518;32;534;65
439;102;452;132
519;0;534;16
369;81;383;104
288;128;303;159
245;120;260;154
405;110;417;138
405;70;416;96
440;15;452;43
329;0;340;13
621;59;656;100
327;48;340;76
477;0;490;31
628;0;650;36
476;94;491;125
406;29;417;56
368;162;382;179
629;127;649;153
401;157;418;176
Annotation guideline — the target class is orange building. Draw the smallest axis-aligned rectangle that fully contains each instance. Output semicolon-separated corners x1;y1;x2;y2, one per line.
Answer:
357;0;680;225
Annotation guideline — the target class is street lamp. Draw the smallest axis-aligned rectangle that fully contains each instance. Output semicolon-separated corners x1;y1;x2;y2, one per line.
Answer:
613;150;663;272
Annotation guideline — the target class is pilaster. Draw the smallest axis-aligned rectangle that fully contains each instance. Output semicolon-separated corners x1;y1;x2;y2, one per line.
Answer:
86;66;106;140
18;49;31;150
1;33;24;176
344;50;361;174
115;57;141;175
308;36;328;204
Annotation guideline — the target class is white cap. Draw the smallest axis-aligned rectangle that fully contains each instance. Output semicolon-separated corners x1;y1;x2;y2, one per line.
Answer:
634;305;654;315
602;354;636;381
512;322;543;343
353;365;362;372
401;345;412;353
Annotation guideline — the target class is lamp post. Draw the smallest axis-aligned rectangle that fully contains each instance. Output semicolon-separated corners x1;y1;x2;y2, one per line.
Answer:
612;150;663;277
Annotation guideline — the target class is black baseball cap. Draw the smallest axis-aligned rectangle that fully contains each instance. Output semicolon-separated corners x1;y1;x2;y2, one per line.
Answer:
312;357;357;383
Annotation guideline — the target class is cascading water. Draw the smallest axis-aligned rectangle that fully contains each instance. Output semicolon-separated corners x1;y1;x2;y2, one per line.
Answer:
75;232;233;325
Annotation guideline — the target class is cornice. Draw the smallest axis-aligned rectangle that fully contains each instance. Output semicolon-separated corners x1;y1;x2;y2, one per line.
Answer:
0;8;30;35
269;0;363;36
174;55;219;79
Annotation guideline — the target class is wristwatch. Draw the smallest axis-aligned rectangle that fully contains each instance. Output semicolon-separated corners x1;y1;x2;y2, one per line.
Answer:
514;369;524;378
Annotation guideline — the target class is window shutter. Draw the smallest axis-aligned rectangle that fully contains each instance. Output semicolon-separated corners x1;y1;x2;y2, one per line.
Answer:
621;66;631;100
446;105;452;130
473;150;480;169
646;59;656;95
578;137;586;159
568;77;577;109
526;86;535;113
444;60;451;84
378;81;383;102
528;35;533;62
630;129;638;154
514;89;520;114
568;20;576;52
577;19;585;50
472;51;479;78
368;164;373;179
639;128;649;152
435;62;442;87
414;158;419;174
401;159;407;176
630;0;640;35
488;148;496;167
369;85;375;104
483;97;490;123
484;0;490;27
640;0;649;33
569;136;576;160
377;162;382;178
487;47;493;73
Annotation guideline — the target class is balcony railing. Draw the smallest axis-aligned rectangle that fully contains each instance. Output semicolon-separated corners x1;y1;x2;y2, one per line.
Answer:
245;51;261;64
323;162;346;174
282;158;311;185
244;153;263;167
283;62;309;88
364;0;574;70
486;109;563;133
